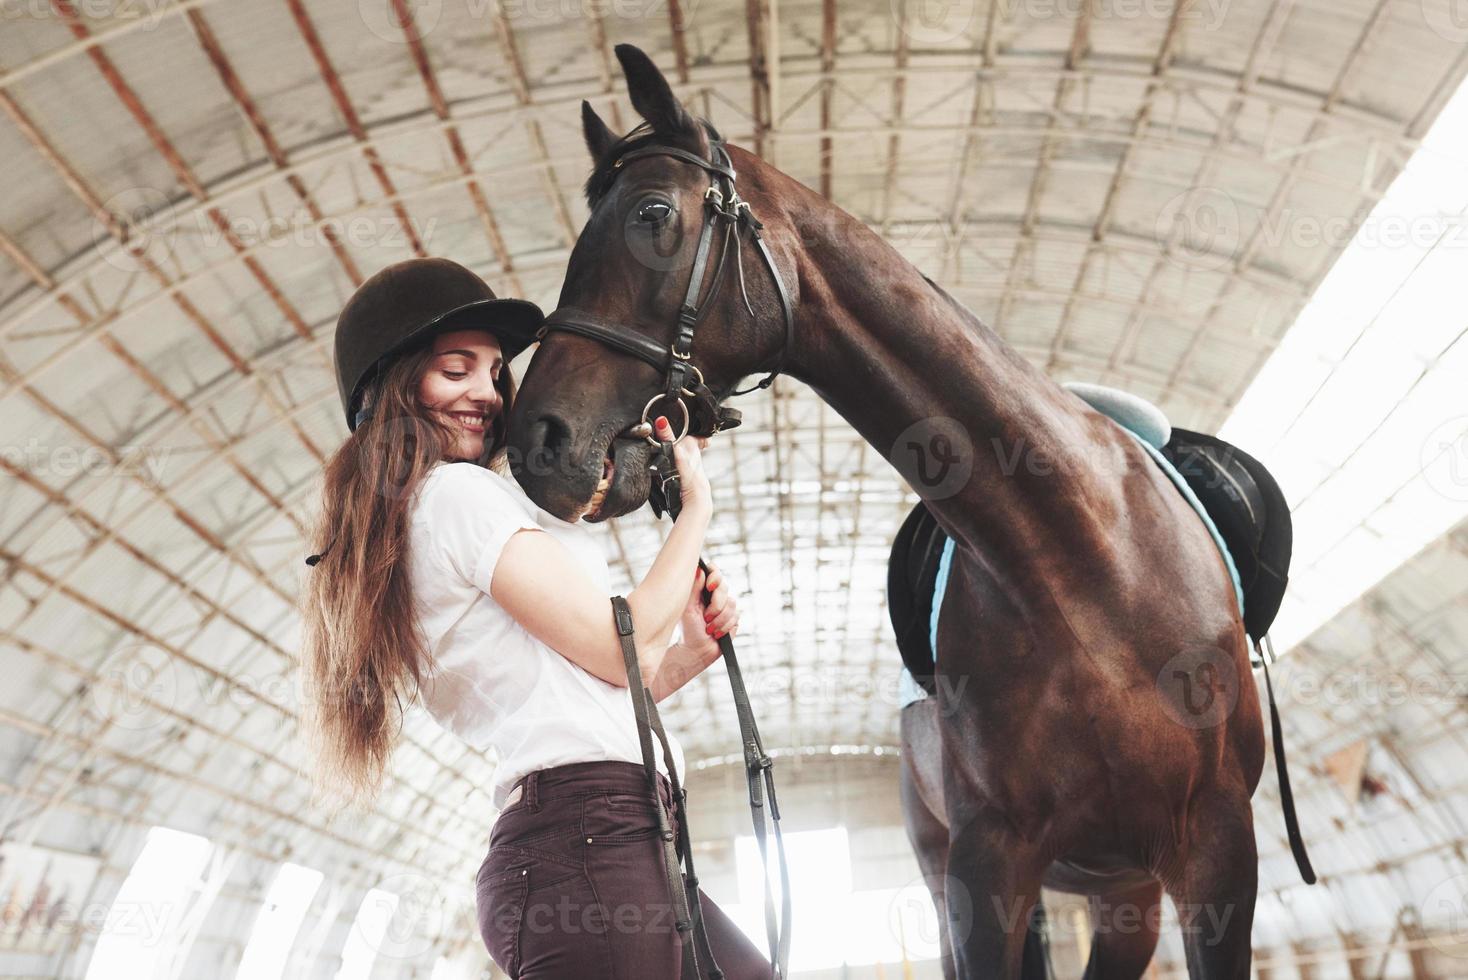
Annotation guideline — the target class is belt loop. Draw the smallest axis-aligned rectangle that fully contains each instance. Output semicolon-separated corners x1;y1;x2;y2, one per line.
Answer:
525;770;540;812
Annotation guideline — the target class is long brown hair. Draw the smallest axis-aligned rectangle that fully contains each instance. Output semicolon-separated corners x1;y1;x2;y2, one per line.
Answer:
300;340;517;809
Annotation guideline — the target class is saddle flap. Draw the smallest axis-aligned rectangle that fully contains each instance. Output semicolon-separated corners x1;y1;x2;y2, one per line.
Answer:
1162;428;1292;642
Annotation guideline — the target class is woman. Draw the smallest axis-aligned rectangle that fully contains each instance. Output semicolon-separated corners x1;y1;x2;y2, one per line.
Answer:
299;258;771;979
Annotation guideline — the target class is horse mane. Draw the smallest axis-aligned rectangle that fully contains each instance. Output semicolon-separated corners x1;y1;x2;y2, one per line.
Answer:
919;274;989;336
583;119;725;207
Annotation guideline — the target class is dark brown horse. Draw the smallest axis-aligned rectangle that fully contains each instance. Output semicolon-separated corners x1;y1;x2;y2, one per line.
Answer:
507;45;1268;980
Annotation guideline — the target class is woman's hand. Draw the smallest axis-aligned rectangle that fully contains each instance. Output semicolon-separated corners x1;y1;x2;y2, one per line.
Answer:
654;416;711;512
652;562;739;700
681;560;738;646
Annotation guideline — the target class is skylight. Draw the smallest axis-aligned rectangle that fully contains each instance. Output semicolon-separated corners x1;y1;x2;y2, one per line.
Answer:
235;862;324;980
1219;77;1468;652
84;826;213;980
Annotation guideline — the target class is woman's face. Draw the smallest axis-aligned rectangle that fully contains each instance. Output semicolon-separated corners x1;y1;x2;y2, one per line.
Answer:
417;328;505;462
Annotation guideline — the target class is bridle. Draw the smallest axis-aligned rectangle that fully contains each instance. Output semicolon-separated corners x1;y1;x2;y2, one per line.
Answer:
538;129;795;980
537;128;796;450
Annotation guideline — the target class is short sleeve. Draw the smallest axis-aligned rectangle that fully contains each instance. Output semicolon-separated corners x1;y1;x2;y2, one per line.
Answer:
414;464;542;592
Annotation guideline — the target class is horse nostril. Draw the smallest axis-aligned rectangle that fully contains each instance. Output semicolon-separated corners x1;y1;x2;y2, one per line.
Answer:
531;415;570;459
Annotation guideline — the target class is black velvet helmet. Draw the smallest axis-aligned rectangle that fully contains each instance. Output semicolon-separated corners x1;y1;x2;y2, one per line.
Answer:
333;258;544;430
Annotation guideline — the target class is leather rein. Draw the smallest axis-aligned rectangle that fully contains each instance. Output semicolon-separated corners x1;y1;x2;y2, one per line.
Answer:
547;134;794;979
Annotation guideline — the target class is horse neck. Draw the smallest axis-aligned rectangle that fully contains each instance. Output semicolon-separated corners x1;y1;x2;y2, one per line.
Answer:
749;163;1114;562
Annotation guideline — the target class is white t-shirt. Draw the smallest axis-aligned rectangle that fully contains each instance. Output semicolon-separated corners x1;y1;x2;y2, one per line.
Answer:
408;461;686;809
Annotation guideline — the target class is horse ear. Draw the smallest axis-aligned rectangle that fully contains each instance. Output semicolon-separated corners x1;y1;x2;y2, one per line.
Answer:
615;44;697;138
581;101;617;162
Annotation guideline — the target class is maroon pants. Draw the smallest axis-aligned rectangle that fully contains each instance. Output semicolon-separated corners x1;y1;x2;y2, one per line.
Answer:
476;760;772;979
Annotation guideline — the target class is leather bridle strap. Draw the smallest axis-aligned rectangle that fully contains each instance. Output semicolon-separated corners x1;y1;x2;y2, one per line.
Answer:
538;133;796;438
611;595;724;978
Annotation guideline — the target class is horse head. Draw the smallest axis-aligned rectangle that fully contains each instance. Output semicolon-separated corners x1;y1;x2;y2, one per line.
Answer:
506;44;797;522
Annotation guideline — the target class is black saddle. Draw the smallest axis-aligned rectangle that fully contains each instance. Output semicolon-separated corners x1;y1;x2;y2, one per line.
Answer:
887;429;1292;685
1159;427;1291;645
887;499;947;697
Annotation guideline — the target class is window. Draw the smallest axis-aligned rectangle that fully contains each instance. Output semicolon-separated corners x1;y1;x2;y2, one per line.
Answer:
85;826;213;980
235;862;323;980
722;826;943;971
332;888;399;980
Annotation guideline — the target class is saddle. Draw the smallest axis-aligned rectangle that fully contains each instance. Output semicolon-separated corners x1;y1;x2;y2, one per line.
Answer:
888;399;1292;692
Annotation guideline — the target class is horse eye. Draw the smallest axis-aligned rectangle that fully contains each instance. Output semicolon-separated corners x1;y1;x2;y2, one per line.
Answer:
638;202;672;224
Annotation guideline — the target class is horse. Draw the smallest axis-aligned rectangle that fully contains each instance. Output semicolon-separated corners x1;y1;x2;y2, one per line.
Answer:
506;43;1278;980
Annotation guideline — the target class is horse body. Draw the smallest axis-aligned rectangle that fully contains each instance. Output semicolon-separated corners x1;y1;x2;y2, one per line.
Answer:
762;147;1264;978
506;46;1266;979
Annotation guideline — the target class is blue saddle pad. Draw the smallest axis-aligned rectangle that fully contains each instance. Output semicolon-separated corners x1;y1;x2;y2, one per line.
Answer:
899;391;1245;707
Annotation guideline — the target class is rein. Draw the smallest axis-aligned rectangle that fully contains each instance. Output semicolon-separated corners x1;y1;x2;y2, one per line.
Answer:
550;131;795;979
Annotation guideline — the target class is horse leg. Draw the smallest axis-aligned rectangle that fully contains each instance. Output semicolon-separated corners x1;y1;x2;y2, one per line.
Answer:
943;813;1045;980
899;705;957;979
1164;798;1258;980
1081;880;1164;980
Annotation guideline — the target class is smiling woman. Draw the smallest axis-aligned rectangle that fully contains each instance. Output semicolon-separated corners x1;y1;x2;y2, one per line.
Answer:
296;256;756;978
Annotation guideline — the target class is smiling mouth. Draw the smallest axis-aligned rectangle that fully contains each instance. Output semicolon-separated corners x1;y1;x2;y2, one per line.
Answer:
450;411;489;434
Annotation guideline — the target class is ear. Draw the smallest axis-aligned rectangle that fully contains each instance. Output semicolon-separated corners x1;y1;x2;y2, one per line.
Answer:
581;100;618;162
615;44;697;138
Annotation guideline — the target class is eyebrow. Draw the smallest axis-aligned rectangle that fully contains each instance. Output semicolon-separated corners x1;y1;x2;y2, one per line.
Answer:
438;349;503;366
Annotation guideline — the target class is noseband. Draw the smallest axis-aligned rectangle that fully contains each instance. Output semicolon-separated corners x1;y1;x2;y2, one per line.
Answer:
537;134;796;447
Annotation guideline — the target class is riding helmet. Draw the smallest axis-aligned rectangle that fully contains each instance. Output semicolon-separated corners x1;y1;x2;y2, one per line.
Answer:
332;257;544;430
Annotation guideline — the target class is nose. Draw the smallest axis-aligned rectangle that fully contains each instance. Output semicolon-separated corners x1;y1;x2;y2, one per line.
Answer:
469;374;500;409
